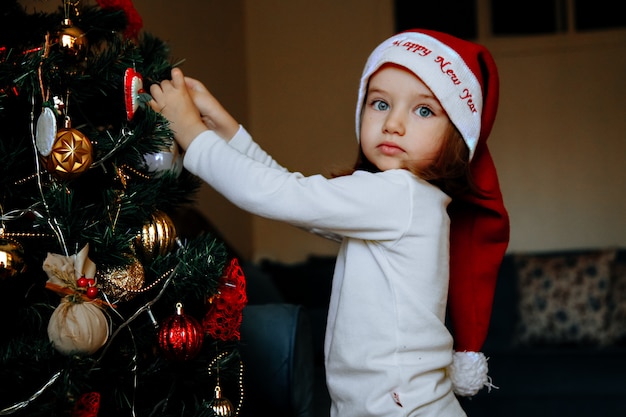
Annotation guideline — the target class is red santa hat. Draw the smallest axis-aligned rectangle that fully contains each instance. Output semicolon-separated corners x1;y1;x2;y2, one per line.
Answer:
356;29;510;396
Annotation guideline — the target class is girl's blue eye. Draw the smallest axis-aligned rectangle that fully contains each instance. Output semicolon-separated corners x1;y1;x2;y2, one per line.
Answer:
373;100;389;111
417;106;433;117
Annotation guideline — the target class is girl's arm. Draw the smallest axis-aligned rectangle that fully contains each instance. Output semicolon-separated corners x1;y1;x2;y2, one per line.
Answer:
227;126;287;172
182;131;441;241
152;69;285;171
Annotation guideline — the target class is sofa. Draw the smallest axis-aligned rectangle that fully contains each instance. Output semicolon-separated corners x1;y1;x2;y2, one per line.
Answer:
237;262;322;417
239;247;626;417
460;247;626;417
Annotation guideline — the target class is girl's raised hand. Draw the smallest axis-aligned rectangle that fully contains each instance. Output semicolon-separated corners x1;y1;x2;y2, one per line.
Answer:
149;68;207;150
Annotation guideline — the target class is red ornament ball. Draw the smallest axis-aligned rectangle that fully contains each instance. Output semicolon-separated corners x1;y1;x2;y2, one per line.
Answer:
157;302;204;361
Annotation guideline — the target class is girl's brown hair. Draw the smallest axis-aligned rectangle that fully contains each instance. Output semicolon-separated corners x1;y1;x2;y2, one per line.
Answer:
333;121;476;199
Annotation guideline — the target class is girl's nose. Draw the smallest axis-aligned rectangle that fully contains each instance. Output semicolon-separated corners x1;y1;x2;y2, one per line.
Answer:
383;110;405;136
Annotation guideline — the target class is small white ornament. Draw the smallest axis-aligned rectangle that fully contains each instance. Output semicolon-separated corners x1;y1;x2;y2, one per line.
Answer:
143;140;183;177
35;107;57;157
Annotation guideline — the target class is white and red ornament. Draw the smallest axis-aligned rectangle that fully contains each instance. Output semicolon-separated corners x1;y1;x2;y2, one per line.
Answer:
124;67;144;120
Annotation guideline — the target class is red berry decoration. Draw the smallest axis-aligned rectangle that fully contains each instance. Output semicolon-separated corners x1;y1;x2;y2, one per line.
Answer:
77;277;88;287
157;302;204;361
85;286;99;299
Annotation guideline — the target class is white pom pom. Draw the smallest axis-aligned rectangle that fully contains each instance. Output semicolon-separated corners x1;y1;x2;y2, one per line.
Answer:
447;351;496;397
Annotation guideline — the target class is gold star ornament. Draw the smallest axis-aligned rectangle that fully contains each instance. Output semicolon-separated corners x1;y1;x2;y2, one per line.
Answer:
47;127;93;180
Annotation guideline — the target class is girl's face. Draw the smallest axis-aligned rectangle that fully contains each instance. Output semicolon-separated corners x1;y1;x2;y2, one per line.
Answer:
360;65;451;173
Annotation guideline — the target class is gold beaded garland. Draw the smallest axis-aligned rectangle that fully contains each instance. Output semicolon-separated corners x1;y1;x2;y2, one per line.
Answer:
207;351;244;417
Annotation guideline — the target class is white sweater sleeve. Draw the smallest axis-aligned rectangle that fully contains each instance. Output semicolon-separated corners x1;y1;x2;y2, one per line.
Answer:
182;128;437;241
226;125;287;171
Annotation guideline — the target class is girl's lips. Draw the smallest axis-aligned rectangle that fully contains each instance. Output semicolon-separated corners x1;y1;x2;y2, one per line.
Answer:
378;142;403;156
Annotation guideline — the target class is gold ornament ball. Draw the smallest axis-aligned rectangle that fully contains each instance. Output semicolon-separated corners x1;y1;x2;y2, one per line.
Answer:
55;20;88;59
135;211;177;261
0;238;26;280
98;258;145;303
211;385;234;417
46;127;93;180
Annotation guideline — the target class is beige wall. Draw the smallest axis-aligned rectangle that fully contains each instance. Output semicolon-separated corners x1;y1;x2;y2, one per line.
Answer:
243;1;395;261
486;33;626;254
132;0;395;262
132;0;254;259
23;0;626;262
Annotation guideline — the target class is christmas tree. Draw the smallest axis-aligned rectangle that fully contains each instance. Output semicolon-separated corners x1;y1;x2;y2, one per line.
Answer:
0;1;247;416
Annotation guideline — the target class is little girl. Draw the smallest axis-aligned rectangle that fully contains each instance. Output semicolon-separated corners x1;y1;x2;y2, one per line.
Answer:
150;29;509;417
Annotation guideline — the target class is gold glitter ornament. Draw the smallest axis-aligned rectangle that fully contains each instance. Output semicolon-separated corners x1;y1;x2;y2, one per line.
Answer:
0;237;26;280
134;211;177;262
98;258;145;303
46;118;93;180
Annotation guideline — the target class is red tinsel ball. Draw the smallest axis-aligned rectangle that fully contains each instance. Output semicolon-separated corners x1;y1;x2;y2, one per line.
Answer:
71;392;100;417
157;303;204;361
95;0;143;39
